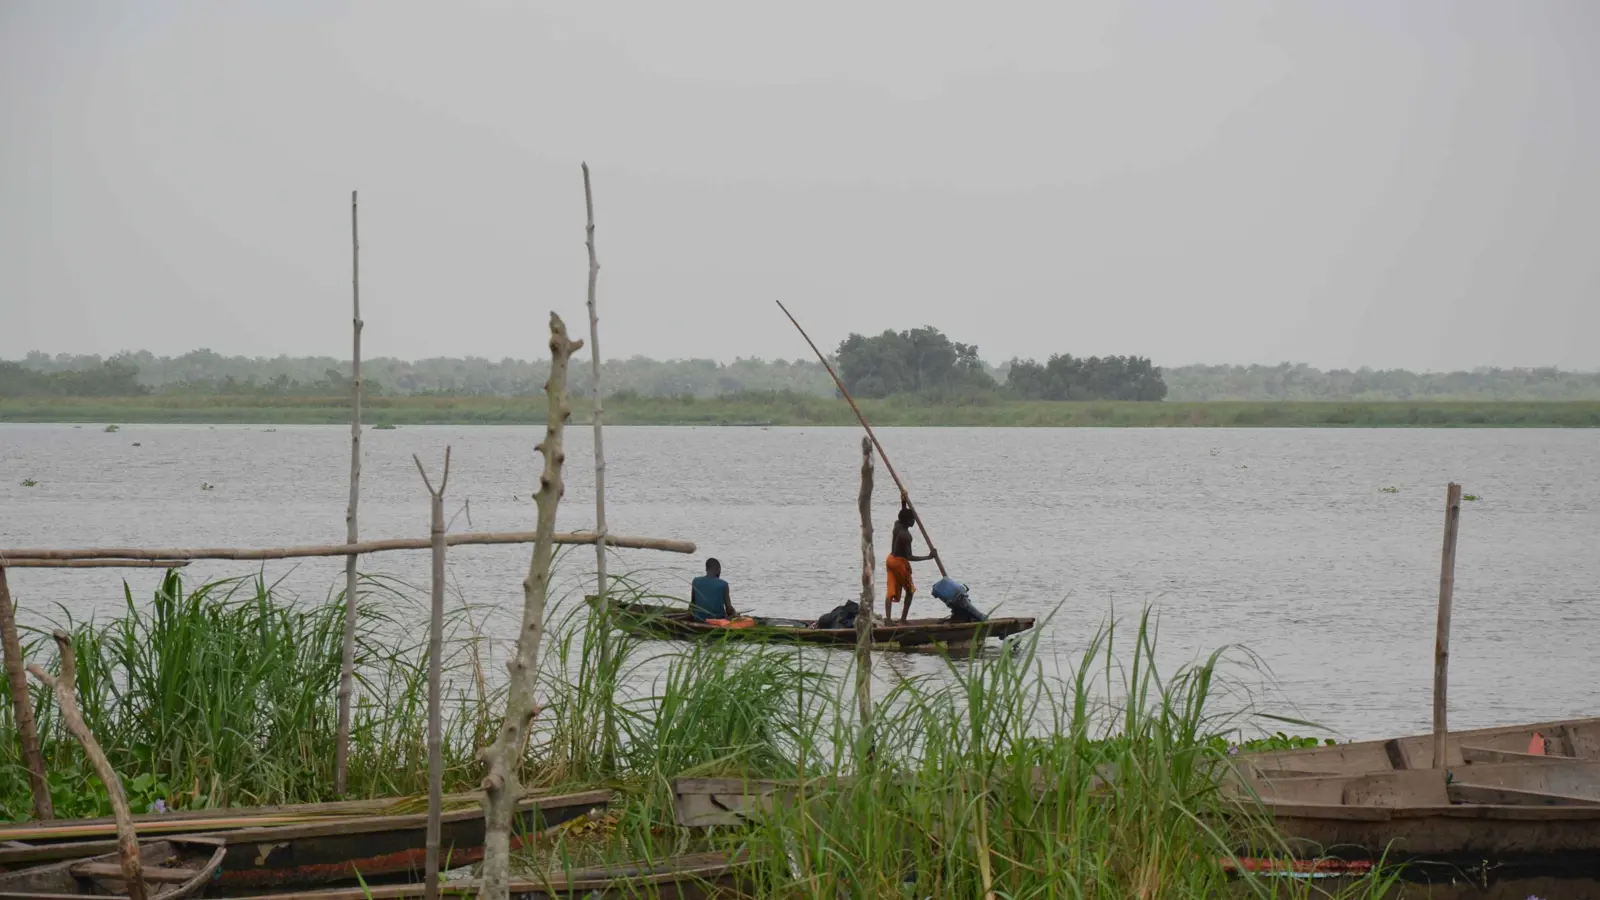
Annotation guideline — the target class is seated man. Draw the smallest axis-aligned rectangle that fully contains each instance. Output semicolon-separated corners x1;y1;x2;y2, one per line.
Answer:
689;557;737;623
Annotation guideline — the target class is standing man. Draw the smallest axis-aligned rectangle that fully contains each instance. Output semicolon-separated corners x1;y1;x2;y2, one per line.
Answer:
886;493;936;621
689;557;736;623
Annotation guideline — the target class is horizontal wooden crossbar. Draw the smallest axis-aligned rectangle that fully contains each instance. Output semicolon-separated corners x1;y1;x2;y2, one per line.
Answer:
0;530;695;563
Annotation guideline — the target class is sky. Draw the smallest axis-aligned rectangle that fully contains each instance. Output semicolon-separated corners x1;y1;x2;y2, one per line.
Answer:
2;1;1596;371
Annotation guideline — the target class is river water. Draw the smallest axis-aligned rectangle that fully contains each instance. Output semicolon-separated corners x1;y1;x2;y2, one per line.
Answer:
2;423;1596;741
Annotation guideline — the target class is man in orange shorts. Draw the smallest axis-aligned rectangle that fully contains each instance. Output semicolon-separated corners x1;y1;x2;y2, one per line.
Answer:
886;493;937;621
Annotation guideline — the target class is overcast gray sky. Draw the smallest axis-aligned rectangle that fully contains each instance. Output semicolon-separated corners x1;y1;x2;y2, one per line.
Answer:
2;1;1596;370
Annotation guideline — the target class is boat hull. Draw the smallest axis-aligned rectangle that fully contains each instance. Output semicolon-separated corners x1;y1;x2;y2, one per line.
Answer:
206;851;754;900
594;599;1034;651
0;791;610;891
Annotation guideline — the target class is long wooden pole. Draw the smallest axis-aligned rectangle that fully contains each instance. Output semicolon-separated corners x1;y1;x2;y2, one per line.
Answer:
775;301;947;582
1432;482;1463;769
0;530;694;562
581;163;615;770
412;449;450;900
29;631;144;900
1;560;189;569
336;188;364;796
0;566;53;819
855;437;874;760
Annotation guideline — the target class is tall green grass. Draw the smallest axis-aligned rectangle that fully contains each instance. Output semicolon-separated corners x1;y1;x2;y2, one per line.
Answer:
0;571;501;817
663;613;1394;898
3;572;1399;897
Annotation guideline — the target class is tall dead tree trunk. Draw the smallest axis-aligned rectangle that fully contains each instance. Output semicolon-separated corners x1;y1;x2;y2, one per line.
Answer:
477;313;583;900
335;189;363;796
855;437;874;759
29;631;145;900
413;449;451;900
0;567;53;819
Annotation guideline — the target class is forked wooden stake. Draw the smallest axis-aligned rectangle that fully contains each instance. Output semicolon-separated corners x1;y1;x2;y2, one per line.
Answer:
28;631;144;900
581;162;617;768
1432;482;1463;769
477;314;583;900
0;566;52;819
336;188;364;796
413;448;451;900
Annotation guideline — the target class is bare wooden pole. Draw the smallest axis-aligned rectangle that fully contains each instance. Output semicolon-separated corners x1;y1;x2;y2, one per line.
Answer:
413;448;451;900
581;162;616;770
1432;482;1463;770
478;313;583;900
0;530;695;562
1;560;189;569
28;631;144;900
336;188;364;796
0;567;52;819
777;297;947;586
855;437;874;759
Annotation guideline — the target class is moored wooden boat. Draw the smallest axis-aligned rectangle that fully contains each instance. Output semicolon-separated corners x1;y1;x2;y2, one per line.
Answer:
0;790;610;889
1235;716;1600;778
673;758;1600;885
0;836;226;900
591;598;1034;653
207;850;753;900
1224;756;1600;892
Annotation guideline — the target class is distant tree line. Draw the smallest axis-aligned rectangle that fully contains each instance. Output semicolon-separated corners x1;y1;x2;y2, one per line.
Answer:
0;360;148;397
1005;354;1167;401
832;327;1167;401
7;345;1599;402
1164;363;1600;402
834;328;995;398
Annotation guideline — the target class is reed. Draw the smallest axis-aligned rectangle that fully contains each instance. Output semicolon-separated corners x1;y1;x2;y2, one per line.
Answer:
0;572;496;818
3;572;1399;897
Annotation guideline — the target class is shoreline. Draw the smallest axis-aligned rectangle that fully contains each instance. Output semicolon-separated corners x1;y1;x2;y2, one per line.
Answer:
2;396;1599;427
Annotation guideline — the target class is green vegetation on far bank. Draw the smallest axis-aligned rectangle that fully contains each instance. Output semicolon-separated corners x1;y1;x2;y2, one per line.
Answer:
2;392;1598;427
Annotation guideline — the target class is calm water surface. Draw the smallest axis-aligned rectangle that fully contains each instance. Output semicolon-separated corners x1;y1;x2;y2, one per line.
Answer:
2;424;1596;740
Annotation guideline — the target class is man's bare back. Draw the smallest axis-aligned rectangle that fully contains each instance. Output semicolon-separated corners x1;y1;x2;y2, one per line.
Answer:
891;520;914;559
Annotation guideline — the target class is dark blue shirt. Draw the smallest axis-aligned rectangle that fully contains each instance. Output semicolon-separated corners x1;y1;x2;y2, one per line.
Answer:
689;575;730;622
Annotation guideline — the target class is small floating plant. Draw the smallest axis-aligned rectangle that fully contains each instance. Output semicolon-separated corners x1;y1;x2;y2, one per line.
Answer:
20;478;39;488
1379;486;1399;494
104;424;120;433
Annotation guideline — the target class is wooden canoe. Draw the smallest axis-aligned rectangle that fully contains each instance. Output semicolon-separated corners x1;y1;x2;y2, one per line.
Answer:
206;850;753;900
1223;759;1600;887
0;837;226;900
1236;715;1600;778
675;765;1600;866
591;598;1035;652
0;790;610;889
669;776;1600;893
